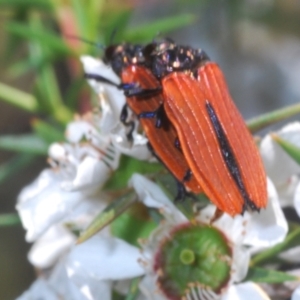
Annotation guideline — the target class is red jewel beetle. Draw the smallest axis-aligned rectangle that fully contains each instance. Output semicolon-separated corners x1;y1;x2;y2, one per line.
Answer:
124;41;267;216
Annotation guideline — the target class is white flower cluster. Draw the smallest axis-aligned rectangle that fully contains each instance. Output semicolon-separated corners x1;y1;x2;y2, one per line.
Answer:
16;56;300;300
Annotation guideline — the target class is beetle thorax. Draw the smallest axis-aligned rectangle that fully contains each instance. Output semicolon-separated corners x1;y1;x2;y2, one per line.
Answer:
151;44;209;79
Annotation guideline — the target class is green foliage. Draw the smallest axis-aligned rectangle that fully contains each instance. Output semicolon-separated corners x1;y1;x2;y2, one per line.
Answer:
104;155;163;191
252;227;300;266
0;134;48;155
77;191;138;244
246;267;298;284
0;154;35;184
273;134;300;165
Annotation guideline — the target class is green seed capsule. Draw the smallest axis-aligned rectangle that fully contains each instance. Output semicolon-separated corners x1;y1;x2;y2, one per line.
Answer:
154;222;232;299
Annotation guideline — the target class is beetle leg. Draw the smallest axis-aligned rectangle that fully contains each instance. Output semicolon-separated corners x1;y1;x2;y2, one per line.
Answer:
84;73;120;87
138;111;156;119
183;170;192;182
120;104;135;141
138;104;166;129
84;73;162;97
124;86;162;98
174;182;186;202
174;181;198;202
210;208;224;224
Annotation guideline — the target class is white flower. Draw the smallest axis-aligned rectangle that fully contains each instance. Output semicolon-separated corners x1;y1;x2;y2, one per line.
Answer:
18;234;145;300
16;278;58;300
17;117;119;237
80;56;125;134
129;173;287;300
260;122;300;264
260;122;300;207
16;117;119;242
81;55;152;161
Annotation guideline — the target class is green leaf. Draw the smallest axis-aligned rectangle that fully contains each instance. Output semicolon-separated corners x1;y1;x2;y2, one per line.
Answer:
21;16;73;124
247;102;300;133
69;0;105;43
70;0;90;37
102;9;132;44
6;21;75;56
123;14;196;43
0;134;48;155
8;59;37;78
104;155;163;191
0;82;38;112
77;191;137;244
245;267;299;284
125;277;141;300
0;213;21;227
64;77;86;110
111;201;157;247
0;0;51;9
251;227;300;266
33;57;73;123
8;53;60;78
0;153;35;184
272;134;300;165
32;119;65;144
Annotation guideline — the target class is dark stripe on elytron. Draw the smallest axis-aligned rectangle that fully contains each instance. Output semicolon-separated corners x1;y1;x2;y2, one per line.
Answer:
205;100;259;213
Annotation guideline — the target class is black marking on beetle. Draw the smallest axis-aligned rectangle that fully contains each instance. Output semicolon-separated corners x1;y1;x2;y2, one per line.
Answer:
154;105;165;128
174;138;181;150
183;170;192;182
205;100;259;213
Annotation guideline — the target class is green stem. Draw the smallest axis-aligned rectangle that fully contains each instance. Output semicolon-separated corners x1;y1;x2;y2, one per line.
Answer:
0;82;38;112
0;213;21;227
247;102;300;133
251;227;300;266
125;277;141;300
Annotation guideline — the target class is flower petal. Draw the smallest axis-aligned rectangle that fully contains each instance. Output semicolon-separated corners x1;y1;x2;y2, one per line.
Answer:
129;173;186;222
48;258;107;300
222;282;270;300
111;123;152;161
17;170;84;241
80;56;125;134
292;287;300;300
16;279;58;300
28;224;75;268
61;156;111;193
231;246;250;283
260;122;300;184
243;179;288;251
293;181;300;217
139;275;166;300
66;235;144;281
65;121;98;144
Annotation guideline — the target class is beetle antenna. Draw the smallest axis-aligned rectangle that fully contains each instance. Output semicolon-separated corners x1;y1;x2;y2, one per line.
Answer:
109;28;118;45
64;34;105;50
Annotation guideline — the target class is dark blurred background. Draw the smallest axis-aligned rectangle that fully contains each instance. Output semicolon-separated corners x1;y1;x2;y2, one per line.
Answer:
1;0;300;298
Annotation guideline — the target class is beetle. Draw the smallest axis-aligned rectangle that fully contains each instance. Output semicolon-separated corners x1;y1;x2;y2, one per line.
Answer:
124;40;267;216
85;43;202;197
